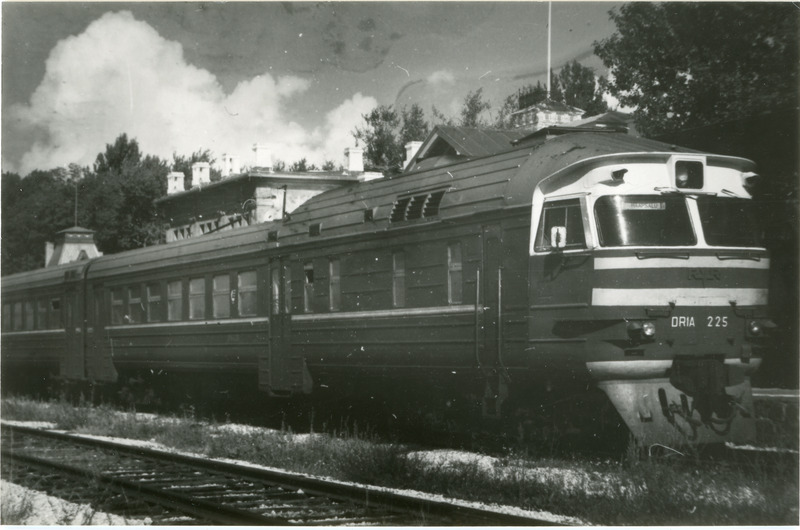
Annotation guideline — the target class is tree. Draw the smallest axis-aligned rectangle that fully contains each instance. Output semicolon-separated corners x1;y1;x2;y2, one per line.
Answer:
399;104;430;145
352;105;403;170
557;60;608;117
460;88;491;127
430;105;455;127
93;133;141;174
493;93;520;129
594;2;799;136
290;158;310;172
83;134;168;253
321;160;338;171
1;170;76;273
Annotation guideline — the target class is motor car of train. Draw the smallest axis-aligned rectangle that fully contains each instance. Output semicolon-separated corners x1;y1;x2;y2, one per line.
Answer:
1;128;773;446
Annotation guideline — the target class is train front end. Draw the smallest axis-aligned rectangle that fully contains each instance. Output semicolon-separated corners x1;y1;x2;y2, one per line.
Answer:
530;152;772;446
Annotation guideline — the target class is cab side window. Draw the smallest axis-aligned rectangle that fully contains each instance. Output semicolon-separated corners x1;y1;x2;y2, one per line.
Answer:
534;199;586;252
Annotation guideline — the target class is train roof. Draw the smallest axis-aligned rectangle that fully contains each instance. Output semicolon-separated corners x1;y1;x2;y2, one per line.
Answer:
2;260;89;292
2;131;757;287
279;131;755;244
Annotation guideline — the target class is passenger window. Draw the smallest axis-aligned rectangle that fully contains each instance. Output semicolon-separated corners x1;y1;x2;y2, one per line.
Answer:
284;265;292;314
534;199;586;252
238;271;257;317
128;285;143;324
50;298;62;328
13;302;23;331
304;262;314;313
271;267;280;315
2;304;10;331
393;251;405;308
37;300;48;330
24;301;34;330
448;242;463;304
329;259;341;312
189;278;206;320
213;274;230;318
147;283;162;322
110;289;124;325
167;280;183;321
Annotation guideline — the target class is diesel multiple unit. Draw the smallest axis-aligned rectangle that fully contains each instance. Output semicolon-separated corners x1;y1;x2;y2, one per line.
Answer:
2;129;773;446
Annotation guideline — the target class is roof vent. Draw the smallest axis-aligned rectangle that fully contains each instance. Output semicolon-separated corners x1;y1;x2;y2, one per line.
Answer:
389;189;447;223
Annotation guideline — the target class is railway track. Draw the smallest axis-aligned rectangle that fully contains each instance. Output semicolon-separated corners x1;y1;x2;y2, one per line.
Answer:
1;424;563;526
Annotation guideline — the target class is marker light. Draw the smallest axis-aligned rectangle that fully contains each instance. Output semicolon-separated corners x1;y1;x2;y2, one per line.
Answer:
642;321;657;337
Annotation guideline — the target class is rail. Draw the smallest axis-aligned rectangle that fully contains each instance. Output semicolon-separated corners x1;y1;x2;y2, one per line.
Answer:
2;423;563;526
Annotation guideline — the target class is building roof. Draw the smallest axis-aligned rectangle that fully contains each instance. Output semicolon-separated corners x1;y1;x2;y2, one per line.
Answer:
512;111;636;144
55;226;96;236
405;126;528;172
155;171;360;205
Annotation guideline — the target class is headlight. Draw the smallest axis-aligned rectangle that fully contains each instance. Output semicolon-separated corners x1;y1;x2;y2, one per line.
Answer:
748;320;762;336
627;320;656;340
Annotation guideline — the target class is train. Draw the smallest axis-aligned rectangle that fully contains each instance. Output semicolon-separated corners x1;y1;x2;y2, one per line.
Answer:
1;127;774;447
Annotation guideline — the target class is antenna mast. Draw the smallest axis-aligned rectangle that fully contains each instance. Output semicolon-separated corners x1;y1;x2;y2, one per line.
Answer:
547;1;552;100
74;179;78;226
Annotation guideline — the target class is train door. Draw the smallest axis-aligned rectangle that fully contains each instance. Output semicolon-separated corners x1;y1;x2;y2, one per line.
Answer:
260;258;294;395
61;284;85;380
480;224;509;416
86;283;117;382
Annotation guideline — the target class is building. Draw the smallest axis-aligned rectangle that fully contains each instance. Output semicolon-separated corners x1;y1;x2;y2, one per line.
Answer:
509;99;584;131
45;226;102;267
156;146;382;243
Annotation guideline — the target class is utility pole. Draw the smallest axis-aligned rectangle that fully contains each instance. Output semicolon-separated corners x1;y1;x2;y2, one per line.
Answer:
547;1;552;100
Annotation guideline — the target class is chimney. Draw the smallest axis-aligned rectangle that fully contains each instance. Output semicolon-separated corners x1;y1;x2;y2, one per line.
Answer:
404;141;423;170
192;162;211;188
344;147;363;173
167;171;185;194
45;241;54;266
252;143;272;171
229;155;241;176
221;154;241;178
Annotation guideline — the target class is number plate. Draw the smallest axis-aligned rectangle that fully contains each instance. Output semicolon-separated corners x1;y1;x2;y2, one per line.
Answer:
670;316;729;328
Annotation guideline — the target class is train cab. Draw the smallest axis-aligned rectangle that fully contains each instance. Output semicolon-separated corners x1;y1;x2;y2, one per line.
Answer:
528;151;772;445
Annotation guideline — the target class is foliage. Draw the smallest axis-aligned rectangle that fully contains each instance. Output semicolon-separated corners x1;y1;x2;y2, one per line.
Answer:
321;160;338;171
82;135;168;254
399;103;429;146
353;105;403;170
594;2;800;136
1;169;78;274
460;88;491;127
558;60;608;117
4;395;798;526
430;105;455;127
289;158;317;172
1;133;213;273
494;93;520;129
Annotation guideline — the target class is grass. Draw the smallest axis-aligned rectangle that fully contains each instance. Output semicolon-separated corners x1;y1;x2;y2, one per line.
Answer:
1;396;797;525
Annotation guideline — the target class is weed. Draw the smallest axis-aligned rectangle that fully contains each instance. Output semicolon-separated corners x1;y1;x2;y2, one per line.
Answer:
2;396;797;525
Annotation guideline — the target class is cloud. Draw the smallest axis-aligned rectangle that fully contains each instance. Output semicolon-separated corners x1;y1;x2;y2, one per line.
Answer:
7;11;376;174
427;70;456;86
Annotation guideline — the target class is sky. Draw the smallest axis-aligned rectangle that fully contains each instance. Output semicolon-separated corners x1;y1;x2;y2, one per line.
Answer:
1;1;622;175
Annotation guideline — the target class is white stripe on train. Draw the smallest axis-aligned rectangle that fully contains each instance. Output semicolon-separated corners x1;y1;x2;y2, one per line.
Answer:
592;288;767;306
594;256;769;270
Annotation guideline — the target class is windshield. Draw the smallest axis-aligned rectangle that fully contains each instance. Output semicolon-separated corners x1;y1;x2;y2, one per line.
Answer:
697;197;763;247
594;195;696;247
